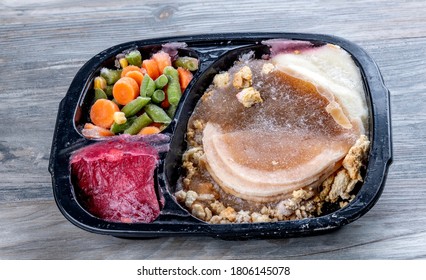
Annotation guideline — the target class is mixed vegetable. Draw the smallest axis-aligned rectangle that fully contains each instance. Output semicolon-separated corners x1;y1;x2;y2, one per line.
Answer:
82;48;198;138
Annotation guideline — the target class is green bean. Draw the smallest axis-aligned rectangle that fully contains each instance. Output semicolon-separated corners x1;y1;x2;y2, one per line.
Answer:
100;68;122;85
163;66;181;106
167;104;177;118
125;50;142;67
174;56;199;71
121;97;151;117
110;116;136;134
151;90;165;103
104;85;113;97
154;74;168;89
94;88;107;101
123;113;152;135
140;74;156;97
144;104;172;124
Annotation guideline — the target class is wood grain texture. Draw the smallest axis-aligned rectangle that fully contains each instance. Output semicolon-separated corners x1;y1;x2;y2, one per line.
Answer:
1;0;426;259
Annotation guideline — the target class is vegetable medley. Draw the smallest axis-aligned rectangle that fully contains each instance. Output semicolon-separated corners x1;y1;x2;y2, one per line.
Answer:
82;49;198;138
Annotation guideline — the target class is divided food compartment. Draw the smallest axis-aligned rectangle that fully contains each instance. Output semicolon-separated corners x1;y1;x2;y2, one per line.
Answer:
49;33;392;238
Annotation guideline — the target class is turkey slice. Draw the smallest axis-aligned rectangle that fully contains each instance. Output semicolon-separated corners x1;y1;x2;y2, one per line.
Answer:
272;44;368;133
202;123;352;202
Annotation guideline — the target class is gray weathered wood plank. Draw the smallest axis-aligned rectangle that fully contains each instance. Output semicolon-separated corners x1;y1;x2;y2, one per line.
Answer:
0;199;425;259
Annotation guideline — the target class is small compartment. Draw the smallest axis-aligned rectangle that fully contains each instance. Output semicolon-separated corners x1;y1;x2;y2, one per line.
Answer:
74;44;200;139
69;135;168;224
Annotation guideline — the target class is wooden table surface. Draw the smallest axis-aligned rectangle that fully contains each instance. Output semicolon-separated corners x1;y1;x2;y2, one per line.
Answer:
1;0;425;260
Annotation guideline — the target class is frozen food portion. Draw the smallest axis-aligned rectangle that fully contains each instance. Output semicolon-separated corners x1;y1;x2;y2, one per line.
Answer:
70;134;169;223
177;41;370;223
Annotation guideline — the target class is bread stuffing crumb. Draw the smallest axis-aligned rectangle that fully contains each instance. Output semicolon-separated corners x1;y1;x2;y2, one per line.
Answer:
210;200;226;215
235;210;251;223
328;169;351;202
220;207;237;222
233;66;252;89
251;212;271;223
175;190;187;204
236;87;263;108
343;135;370;180
204;207;212;221
261;63;275;75
185;190;198;208
213;72;230;88
192;203;206;220
209;215;222;224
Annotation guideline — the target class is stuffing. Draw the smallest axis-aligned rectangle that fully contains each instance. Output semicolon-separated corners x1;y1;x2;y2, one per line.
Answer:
261;63;275;75
185;190;198;208
191;203;206;220
233;66;252;89
343;135;370;180
235;210;251;223
175;190;187;204
251;212;272;223
210;200;226;215
213;72;230;88
219;207;237;222
236;87;263;108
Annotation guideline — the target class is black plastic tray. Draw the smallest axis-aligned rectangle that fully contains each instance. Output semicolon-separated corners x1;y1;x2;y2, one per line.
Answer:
48;33;392;238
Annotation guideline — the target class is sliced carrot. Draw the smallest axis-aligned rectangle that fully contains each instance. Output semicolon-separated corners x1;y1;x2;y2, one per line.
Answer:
125;70;144;86
142;59;160;80
112;77;139;105
89;100;120;129
177;67;193;92
138;126;161;135
121;65;143;78
82;123;114;138
152;51;172;73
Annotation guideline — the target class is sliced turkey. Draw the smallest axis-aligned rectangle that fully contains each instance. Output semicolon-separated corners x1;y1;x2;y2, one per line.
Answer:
202;123;352;202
